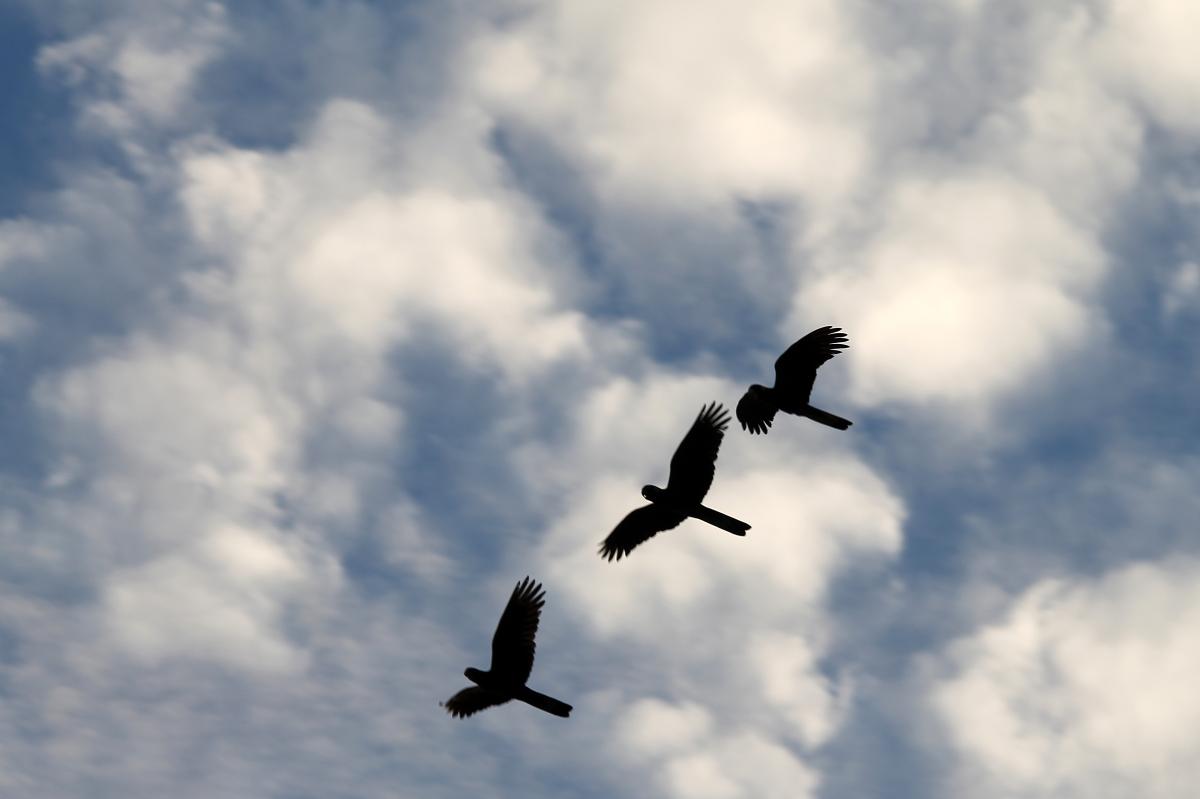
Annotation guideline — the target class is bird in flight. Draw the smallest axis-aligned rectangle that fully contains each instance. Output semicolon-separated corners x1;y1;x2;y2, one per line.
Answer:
442;577;572;719
736;326;852;434
599;402;750;562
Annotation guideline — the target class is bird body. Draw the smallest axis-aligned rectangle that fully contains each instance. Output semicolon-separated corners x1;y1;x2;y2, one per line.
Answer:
737;326;852;434
459;668;573;718
600;403;750;561
443;578;572;719
639;484;749;536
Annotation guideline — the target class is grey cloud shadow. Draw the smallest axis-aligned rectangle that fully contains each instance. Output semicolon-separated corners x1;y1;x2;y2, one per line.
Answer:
487;123;798;367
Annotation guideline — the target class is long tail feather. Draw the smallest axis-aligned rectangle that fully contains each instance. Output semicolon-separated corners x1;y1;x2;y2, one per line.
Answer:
518;687;572;718
690;504;751;536
803;405;852;430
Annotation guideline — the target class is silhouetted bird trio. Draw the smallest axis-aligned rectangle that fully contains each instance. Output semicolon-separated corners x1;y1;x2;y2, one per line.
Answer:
446;328;851;719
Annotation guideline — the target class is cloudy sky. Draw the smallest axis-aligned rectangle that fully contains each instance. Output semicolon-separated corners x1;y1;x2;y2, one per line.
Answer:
1;1;1198;797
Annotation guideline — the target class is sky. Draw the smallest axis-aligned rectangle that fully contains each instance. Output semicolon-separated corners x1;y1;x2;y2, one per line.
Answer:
1;1;1198;797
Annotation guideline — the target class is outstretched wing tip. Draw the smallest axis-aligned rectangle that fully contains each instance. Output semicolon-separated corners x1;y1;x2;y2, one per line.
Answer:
512;575;545;601
443;687;507;719
597;541;623;562
775;325;850;380
696;401;731;432
492;576;546;683
599;504;685;562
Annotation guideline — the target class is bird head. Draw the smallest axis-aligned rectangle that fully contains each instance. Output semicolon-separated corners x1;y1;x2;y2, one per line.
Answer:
640;484;663;501
464;667;485;684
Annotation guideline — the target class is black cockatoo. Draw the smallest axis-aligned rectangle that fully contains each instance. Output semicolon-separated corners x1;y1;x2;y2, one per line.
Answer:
736;326;852;434
599;402;750;562
442;577;572;719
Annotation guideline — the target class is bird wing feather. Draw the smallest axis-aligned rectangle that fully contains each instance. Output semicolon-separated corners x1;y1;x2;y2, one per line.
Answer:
598;504;687;561
442;687;510;718
773;326;848;398
665;402;730;503
490;576;544;684
735;389;776;434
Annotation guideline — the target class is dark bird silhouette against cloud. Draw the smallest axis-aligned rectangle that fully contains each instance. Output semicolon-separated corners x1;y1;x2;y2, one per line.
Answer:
442;577;573;719
599;402;750;562
736;326;852;434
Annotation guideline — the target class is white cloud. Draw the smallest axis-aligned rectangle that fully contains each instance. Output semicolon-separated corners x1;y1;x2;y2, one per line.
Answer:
37;3;229;134
776;4;1161;423
617;698;714;760
180;99;590;381
928;559;1200;799
31;332;343;670
40;333;298;500
614;698;821;799
797;171;1105;409
1097;0;1200;135
470;0;876;218
102;524;315;672
750;631;848;747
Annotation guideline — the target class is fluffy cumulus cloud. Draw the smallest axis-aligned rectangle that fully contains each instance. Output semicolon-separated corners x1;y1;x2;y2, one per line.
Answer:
928;559;1200;799
610;698;823;799
1097;0;1200;135
178;98;590;379
469;0;877;214
35;1;229;135
789;1;1152;421
798;171;1107;409
1;0;1199;797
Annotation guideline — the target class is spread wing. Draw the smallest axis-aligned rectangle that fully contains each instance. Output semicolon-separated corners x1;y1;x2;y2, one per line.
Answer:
773;326;848;399
599;504;687;561
490;577;544;684
665;402;730;503
735;388;777;435
442;687;510;718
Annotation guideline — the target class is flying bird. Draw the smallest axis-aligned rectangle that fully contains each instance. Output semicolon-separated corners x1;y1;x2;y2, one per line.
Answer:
736;326;852;434
442;577;572;719
599;402;750;562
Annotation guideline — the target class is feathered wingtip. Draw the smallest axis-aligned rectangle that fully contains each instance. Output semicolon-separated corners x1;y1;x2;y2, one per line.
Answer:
511;576;546;608
598;539;626;562
817;325;849;343
695;401;731;432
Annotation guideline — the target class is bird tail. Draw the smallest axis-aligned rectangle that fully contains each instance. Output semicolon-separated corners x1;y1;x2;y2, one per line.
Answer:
517;687;572;718
690;504;750;536
802;405;852;430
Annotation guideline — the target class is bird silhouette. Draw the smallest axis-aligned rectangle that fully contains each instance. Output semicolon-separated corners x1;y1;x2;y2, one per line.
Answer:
599;402;750;562
442;577;572;719
736;326;852;434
